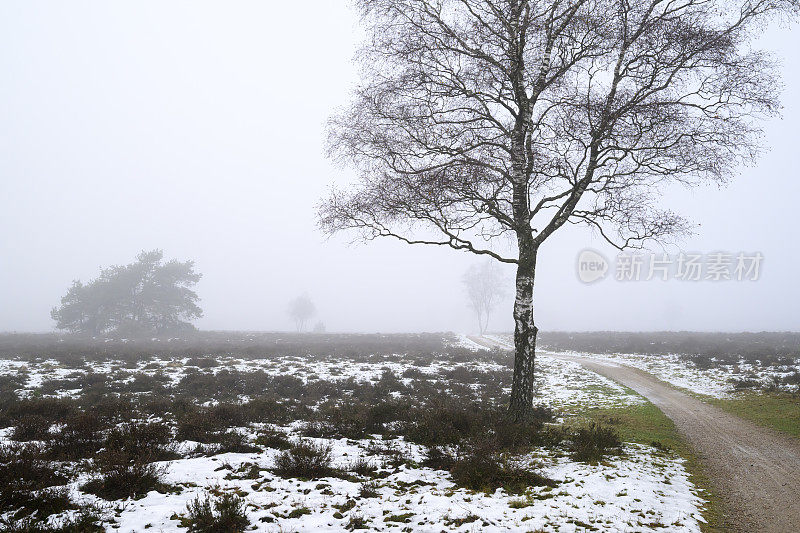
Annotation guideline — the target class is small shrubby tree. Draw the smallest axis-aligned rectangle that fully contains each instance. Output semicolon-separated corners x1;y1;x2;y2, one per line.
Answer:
51;250;202;337
463;261;507;334
185;493;250;533
319;0;797;420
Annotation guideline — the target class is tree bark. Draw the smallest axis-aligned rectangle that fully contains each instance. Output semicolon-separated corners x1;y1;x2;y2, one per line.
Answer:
508;249;538;422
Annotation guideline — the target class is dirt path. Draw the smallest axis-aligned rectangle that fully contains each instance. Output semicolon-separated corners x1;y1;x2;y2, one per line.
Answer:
474;336;800;533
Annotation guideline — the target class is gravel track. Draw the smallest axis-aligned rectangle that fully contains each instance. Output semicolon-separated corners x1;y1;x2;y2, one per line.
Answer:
475;336;800;532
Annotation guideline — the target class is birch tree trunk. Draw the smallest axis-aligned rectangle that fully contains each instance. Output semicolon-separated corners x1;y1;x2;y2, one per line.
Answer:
508;248;538;421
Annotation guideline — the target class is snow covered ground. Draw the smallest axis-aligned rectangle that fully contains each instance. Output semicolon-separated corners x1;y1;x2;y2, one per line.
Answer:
0;342;642;410
94;438;703;533
562;351;736;398
536;355;646;410
474;334;645;408
0;335;707;532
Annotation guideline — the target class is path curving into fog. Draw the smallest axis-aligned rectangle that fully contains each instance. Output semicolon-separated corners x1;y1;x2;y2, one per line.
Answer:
474;336;800;533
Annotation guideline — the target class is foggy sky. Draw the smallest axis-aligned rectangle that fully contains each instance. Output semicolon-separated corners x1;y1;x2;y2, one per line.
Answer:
1;1;798;334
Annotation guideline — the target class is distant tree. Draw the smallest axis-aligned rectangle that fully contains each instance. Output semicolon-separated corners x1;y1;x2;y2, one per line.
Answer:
51;250;202;337
463;261;507;334
312;321;327;333
319;0;796;420
288;295;316;332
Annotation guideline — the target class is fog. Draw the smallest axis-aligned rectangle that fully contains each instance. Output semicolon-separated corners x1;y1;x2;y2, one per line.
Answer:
1;1;798;334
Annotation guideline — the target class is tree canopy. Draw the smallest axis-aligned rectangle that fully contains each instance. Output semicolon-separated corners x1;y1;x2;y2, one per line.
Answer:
51;250;202;337
321;0;795;257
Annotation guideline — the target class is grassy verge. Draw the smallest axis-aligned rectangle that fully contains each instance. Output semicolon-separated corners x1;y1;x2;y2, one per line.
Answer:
573;398;725;533
701;391;800;439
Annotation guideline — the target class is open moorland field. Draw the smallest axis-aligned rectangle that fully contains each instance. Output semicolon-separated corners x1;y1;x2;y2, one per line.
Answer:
2;332;798;533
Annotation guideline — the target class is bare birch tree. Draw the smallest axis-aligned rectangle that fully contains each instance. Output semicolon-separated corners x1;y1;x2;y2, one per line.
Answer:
319;0;797;420
288;294;316;332
463;261;507;334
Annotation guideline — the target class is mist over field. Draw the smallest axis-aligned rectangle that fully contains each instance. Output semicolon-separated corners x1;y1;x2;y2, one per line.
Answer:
2;3;800;533
1;1;799;335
